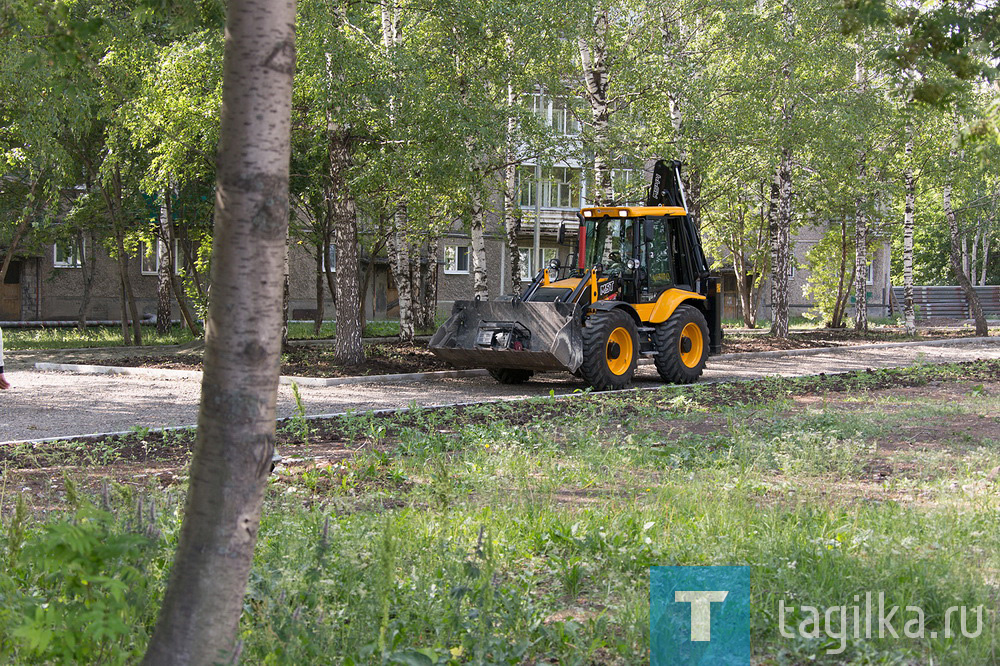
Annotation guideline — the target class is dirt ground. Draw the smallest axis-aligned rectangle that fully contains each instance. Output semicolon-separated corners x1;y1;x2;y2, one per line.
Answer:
7;364;998;513
78;328;987;377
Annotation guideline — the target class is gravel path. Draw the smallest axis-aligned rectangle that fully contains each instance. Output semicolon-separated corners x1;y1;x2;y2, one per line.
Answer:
3;338;999;444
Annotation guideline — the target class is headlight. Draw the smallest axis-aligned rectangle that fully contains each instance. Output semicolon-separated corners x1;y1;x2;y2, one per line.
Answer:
548;258;561;270
626;258;640;270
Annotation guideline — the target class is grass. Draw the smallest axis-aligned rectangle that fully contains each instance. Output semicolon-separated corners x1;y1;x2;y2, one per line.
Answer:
1;361;999;663
3;325;199;350
3;320;442;351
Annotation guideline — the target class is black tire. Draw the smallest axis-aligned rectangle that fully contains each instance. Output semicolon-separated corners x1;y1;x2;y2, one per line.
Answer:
579;309;638;391
488;368;534;384
654;304;709;384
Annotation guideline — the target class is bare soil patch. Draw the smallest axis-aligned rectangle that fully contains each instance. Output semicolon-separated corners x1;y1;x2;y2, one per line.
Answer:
80;328;984;377
99;342;452;377
8;361;1000;513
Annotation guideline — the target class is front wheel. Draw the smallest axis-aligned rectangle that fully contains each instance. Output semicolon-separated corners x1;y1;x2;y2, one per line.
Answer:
579;309;638;391
653;304;709;384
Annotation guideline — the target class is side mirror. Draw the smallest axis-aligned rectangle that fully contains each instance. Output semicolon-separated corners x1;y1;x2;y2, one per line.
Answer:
643;217;654;242
567;252;577;269
558;222;566;245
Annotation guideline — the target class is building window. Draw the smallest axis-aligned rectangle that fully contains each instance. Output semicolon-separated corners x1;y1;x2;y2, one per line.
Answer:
518;248;532;281
518;247;558;281
141;241;160;275
321;245;336;272
53;241;84;268
528;92;580;137
542;247;558;268
516;166;583;210
444;245;470;274
866;262;874;285
788;263;796;279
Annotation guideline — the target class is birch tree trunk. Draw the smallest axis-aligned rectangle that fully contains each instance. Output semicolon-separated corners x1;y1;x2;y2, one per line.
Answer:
943;162;988;337
142;0;296;660
981;235;991;287
76;231;98;330
854;159;868;332
165;225;200;337
578;8;612;205
970;226;980;285
314;240;325;334
157;193;174;335
329;125;363;365
902;136;917;335
380;0;416;340
417;237;440;329
0;181;37;286
961;231;970;281
504;83;522;295
661;10;701;225
470;200;489;300
769;152;792;338
113;229;142;345
388;224;415;341
831;218;850;328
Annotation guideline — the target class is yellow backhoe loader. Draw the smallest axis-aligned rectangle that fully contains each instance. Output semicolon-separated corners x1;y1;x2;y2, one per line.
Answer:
429;160;722;390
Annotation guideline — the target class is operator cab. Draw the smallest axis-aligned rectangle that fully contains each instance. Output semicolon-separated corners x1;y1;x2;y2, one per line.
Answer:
573;205;709;306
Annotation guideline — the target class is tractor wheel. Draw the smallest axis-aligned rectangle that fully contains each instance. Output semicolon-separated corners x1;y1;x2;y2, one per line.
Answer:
654;304;709;384
488;368;534;384
579;309;638;391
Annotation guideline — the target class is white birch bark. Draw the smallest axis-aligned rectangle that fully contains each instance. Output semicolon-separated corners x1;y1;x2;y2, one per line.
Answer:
329;124;364;365
944;147;988;336
981;235;990;286
387;224;414;341
854;159;868;332
156;195;173;335
902;135;917;335
379;0;416;340
504;81;522;296
769;152;792;338
578;7;611;205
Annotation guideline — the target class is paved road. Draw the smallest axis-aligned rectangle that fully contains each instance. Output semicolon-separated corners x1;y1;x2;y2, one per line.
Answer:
2;338;999;444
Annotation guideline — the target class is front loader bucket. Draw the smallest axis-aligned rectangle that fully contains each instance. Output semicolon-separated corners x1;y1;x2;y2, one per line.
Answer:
429;299;583;373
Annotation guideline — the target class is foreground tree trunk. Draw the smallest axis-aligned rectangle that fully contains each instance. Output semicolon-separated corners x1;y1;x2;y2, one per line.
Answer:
329;125;363;365
943;162;988;337
902;135;917;335
142;0;296;661
769;152;792;338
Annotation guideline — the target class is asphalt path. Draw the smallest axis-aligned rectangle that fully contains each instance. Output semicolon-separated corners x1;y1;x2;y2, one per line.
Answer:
2;338;999;444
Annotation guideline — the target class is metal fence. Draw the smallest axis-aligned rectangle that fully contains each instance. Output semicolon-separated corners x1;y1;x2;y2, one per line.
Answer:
891;285;1000;319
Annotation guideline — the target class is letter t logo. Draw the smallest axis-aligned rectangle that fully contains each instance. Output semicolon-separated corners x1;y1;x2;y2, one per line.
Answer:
675;591;729;641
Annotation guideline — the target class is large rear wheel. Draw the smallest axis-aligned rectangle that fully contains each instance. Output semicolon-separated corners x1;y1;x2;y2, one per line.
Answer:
488;368;534;384
654;304;709;384
579;309;638;391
